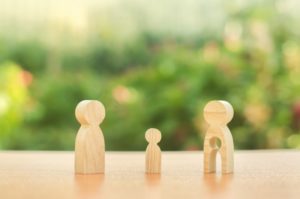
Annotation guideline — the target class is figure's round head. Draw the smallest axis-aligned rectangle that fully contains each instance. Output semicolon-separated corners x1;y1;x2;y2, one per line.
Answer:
75;100;105;125
203;100;234;125
145;128;161;144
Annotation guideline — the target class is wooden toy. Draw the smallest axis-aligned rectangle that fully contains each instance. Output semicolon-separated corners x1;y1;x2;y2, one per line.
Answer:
203;100;234;174
145;128;162;174
74;100;106;174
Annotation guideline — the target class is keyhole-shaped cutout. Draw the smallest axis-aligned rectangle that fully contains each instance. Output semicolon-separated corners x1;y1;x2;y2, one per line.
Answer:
209;137;222;149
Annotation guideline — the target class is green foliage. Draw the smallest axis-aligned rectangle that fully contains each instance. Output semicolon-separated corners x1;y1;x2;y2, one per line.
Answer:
8;41;47;74
0;0;300;150
0;62;30;148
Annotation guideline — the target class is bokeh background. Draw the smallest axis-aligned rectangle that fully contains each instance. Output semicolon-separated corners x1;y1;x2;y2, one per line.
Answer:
0;0;300;150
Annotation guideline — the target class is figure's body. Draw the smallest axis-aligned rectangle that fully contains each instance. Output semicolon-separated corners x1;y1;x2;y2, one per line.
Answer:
145;128;162;174
203;100;234;174
75;100;106;174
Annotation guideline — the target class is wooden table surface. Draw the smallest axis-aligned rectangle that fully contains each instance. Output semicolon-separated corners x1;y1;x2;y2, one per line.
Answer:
0;150;300;199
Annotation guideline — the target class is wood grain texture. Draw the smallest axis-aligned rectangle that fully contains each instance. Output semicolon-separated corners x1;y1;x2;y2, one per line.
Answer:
1;151;300;199
145;128;162;174
75;100;105;174
203;100;234;174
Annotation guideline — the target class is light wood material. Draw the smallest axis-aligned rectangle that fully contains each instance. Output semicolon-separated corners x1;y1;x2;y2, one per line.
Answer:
75;100;105;174
1;151;300;199
145;128;162;174
203;100;234;174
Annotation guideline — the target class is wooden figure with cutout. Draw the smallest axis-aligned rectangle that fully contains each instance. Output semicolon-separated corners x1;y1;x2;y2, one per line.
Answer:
203;100;234;174
75;100;105;174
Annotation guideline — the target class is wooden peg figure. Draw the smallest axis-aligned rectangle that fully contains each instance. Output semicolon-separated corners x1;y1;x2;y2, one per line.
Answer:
145;128;162;174
75;100;105;174
203;100;234;174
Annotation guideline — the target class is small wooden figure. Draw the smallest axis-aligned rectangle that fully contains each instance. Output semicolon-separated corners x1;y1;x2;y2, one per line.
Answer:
203;100;234;174
145;128;162;174
75;100;105;174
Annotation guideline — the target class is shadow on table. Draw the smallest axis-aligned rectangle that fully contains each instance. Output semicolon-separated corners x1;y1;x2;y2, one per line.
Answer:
144;174;161;198
74;174;105;197
145;174;161;186
203;173;233;193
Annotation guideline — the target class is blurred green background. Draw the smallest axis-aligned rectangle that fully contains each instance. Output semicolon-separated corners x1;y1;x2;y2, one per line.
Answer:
0;0;300;150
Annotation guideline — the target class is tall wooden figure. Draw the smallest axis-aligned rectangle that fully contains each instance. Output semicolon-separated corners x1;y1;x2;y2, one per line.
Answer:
145;128;162;174
75;100;105;174
203;100;234;174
